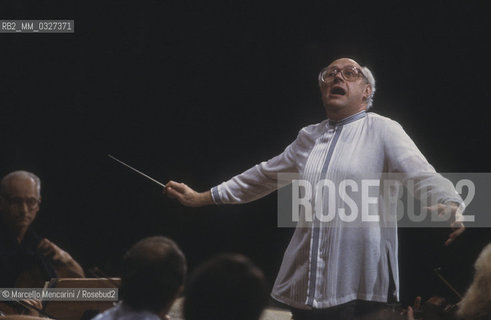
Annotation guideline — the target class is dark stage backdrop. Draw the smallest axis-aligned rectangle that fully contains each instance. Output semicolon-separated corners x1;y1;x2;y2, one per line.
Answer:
1;0;490;305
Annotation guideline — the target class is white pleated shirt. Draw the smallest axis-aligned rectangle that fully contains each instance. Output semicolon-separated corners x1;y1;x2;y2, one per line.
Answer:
210;111;461;309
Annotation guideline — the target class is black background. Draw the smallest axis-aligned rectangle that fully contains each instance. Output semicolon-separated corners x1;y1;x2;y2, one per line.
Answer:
1;0;490;306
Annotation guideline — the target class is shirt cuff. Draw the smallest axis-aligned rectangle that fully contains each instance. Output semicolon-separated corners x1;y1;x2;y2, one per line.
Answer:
210;186;223;205
442;198;466;215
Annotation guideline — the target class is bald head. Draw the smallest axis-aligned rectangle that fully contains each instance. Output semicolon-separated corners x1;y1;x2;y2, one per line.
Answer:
0;171;41;198
318;58;376;120
330;58;361;69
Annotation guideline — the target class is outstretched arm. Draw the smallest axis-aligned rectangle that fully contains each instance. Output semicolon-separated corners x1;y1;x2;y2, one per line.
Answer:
163;181;214;207
162;125;315;206
384;120;465;246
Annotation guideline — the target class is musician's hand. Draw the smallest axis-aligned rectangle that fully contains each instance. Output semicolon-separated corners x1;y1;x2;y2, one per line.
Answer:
405;296;421;320
163;181;213;207
21;299;42;316
426;296;446;307
37;238;85;277
38;238;73;265
406;296;449;320
412;296;422;312
424;202;465;246
407;306;415;320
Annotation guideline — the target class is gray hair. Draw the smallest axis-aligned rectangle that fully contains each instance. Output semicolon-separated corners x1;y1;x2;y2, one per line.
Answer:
457;243;491;319
0;171;41;197
360;66;376;109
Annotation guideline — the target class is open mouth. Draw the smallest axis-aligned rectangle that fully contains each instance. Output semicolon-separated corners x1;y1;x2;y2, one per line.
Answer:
330;87;346;95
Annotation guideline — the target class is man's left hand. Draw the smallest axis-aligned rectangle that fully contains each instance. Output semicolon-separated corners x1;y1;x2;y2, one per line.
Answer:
424;202;465;246
37;238;85;277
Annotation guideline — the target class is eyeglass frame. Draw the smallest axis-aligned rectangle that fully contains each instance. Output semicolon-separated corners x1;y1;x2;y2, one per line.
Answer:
318;65;368;84
0;194;41;210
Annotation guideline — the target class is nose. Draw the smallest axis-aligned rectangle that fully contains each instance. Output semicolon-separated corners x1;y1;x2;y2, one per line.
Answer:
333;72;344;82
18;201;30;214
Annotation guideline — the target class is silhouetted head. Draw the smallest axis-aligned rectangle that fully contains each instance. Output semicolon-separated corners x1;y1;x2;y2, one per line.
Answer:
120;236;187;315
184;253;268;320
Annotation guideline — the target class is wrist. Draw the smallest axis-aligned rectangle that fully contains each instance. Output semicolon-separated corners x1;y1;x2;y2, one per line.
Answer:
199;191;213;206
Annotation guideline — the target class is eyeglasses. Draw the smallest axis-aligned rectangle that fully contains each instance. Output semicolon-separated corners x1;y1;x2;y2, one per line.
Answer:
1;195;41;210
319;66;366;83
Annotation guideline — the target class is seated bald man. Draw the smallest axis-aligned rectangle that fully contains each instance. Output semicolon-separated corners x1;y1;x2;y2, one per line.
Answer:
163;58;465;320
0;170;84;288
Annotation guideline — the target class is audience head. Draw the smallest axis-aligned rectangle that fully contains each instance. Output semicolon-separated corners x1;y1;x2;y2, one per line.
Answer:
458;243;491;319
0;171;41;238
183;253;268;320
120;236;187;315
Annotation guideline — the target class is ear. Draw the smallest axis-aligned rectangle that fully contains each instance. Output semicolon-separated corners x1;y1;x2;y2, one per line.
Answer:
363;85;372;102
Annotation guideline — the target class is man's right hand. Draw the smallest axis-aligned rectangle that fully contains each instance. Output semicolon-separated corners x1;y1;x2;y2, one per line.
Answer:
163;181;213;207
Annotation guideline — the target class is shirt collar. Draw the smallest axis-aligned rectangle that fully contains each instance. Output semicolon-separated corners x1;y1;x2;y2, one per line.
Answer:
328;110;367;127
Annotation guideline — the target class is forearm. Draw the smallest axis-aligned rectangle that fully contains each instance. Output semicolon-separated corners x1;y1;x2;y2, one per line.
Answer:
54;255;85;278
198;190;214;206
211;161;290;204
